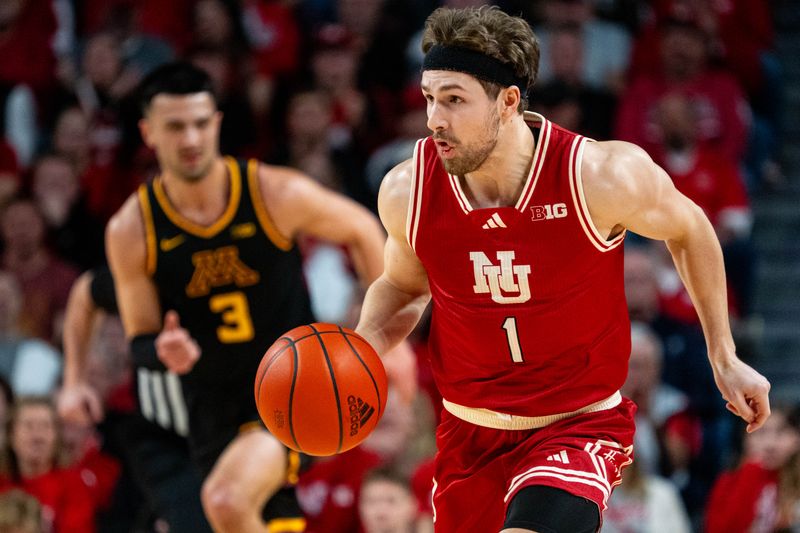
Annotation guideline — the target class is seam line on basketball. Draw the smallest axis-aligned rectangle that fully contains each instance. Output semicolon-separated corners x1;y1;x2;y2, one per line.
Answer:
337;325;382;418
288;340;301;452
309;324;344;454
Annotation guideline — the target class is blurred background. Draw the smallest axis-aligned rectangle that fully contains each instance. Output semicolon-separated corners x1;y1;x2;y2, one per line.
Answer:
0;0;797;532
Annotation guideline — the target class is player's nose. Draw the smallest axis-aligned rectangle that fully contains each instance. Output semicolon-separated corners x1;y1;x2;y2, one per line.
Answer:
426;103;448;132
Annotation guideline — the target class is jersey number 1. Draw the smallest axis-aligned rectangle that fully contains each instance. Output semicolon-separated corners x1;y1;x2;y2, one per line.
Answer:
502;317;525;363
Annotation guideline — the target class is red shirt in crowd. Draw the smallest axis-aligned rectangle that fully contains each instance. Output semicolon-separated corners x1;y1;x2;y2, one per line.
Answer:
297;447;382;533
705;461;779;533
615;71;750;163
0;468;96;533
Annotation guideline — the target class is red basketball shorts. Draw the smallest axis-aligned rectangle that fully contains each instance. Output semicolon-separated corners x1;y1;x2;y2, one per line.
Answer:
430;398;636;532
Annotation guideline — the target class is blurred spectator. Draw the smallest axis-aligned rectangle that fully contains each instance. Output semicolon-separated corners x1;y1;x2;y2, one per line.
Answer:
358;467;418;533
0;489;44;533
0;398;96;533
705;405;800;533
0;199;78;343
623;322;699;481
615;15;750;164
73;33;142;221
310;24;369;151
365;81;429;197
0;83;37;171
0;140;19;207
529;24;617;140
60;420;121;513
80;0;193;52
0;272;61;397
534;0;631;94
602;458;691;533
624;245;711;403
0;0;58;93
240;0;301;80
298;389;434;533
624;245;731;516
31;153;105;270
279;89;366;202
51;106;90;178
654;92;755;316
188;47;260;157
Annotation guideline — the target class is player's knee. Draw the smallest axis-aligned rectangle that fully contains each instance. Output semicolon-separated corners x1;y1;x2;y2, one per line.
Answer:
201;477;249;528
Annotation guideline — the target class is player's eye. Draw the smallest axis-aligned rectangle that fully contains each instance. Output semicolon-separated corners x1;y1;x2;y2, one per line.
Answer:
449;96;463;104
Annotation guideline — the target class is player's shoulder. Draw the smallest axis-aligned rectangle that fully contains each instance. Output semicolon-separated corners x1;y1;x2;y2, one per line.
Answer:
582;140;656;192
377;159;414;233
106;189;146;244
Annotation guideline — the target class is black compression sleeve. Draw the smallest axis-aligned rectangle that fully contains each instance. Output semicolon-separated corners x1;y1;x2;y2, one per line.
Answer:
89;265;119;315
130;334;167;371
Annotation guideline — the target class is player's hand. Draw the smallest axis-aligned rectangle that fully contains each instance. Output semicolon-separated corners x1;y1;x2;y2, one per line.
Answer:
382;341;418;405
57;383;104;426
712;356;771;433
156;310;201;375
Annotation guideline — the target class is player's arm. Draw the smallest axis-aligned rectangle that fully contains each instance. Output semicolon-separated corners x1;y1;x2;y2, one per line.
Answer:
58;269;106;425
583;141;770;432
259;166;386;286
355;160;431;356
106;195;199;374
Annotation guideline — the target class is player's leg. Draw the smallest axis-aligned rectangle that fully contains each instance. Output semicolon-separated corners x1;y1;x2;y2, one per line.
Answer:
200;428;303;533
117;415;213;533
500;485;599;533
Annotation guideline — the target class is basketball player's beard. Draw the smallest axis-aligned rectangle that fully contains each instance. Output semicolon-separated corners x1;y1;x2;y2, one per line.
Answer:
439;110;500;176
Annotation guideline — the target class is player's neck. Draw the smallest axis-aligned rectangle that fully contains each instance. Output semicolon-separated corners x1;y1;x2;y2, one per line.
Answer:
160;158;230;222
461;117;535;209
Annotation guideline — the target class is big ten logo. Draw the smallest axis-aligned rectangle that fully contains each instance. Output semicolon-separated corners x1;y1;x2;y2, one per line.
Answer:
469;251;531;304
530;203;568;221
185;245;260;298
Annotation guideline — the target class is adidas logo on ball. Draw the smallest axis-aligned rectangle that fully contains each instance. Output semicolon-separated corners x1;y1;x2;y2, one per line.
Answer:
348;395;375;436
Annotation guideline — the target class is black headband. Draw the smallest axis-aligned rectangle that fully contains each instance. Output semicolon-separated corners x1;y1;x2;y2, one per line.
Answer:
422;44;528;97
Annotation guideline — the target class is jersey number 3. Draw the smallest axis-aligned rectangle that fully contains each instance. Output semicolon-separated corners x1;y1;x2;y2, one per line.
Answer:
210;291;255;343
502;316;525;363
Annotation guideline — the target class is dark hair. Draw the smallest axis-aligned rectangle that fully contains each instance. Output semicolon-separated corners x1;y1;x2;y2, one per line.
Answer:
421;6;539;113
138;61;217;114
362;466;411;492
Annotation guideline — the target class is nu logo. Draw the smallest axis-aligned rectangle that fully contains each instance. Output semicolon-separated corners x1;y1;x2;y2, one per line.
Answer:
186;245;260;298
531;203;568;221
470;251;531;304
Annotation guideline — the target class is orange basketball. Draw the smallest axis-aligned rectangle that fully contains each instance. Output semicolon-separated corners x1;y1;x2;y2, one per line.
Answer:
254;323;388;456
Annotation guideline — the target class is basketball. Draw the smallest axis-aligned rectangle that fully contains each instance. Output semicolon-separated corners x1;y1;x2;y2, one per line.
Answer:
254;323;388;456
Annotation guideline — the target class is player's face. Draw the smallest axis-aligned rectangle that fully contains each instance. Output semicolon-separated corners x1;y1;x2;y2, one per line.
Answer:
422;70;500;176
140;92;222;182
359;479;416;533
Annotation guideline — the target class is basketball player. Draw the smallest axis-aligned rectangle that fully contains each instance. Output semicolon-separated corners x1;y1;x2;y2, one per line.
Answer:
106;62;388;533
58;266;213;532
355;7;771;533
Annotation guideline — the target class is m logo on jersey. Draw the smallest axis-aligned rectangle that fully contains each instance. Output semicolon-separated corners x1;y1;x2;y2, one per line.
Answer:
531;203;568;221
185;245;260;298
470;251;531;304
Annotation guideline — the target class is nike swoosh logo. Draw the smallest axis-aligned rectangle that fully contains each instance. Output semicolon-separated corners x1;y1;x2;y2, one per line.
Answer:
159;234;185;252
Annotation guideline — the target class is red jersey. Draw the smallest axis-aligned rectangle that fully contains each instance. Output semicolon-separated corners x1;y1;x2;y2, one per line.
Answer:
408;113;630;416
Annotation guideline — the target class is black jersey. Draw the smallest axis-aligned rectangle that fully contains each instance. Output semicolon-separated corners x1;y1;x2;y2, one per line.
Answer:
138;157;314;397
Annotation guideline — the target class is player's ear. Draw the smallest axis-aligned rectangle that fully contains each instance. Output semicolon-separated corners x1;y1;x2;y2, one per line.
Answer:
138;118;154;148
500;86;521;119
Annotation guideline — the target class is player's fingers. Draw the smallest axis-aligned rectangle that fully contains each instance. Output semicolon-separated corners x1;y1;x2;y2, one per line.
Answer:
725;402;739;416
746;394;771;433
163;310;180;331
730;393;756;425
86;390;105;423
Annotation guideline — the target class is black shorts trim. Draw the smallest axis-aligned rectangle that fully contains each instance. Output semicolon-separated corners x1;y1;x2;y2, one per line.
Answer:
504;485;600;533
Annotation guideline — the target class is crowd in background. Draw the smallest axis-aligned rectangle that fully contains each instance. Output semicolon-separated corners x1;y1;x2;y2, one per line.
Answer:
0;0;792;532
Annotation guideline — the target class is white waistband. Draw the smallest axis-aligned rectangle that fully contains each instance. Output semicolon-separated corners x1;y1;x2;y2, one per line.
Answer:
442;391;622;430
